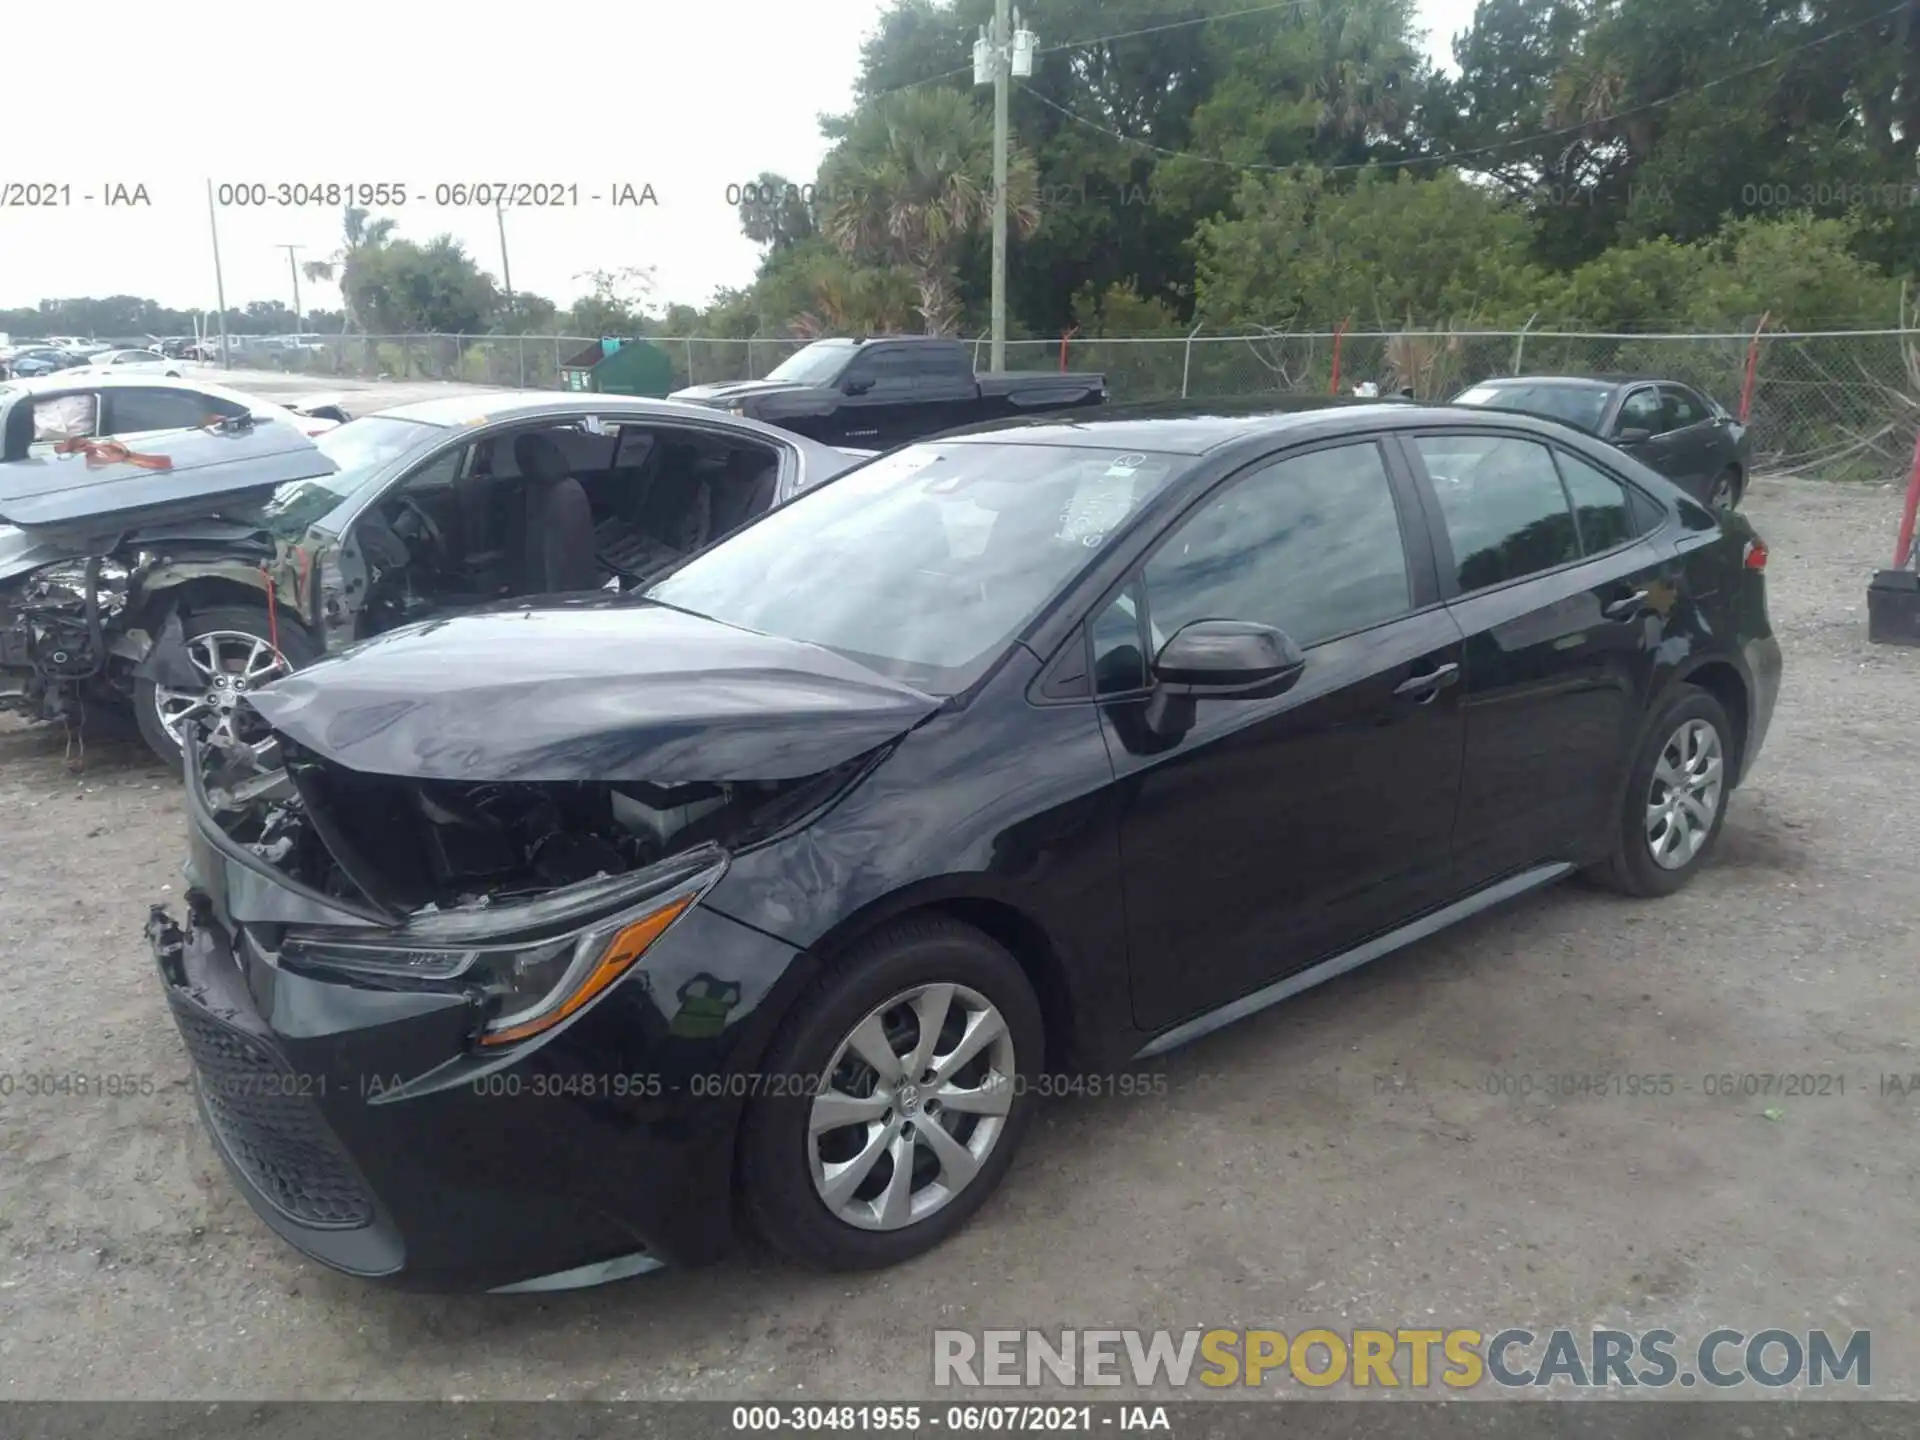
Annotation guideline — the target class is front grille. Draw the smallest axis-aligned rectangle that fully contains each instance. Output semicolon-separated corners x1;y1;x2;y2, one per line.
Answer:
170;1000;374;1230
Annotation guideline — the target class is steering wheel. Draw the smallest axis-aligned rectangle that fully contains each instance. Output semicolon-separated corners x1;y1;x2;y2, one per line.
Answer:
394;496;446;552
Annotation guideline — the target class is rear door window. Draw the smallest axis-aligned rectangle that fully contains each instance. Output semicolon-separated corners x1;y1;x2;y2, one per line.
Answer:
1552;450;1639;554
33;393;97;441
1659;385;1708;430
1414;434;1580;592
107;387;239;434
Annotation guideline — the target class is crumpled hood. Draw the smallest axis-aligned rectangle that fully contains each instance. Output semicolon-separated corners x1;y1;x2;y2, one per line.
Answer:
0;524;75;584
242;597;942;784
669;379;825;404
0;418;335;535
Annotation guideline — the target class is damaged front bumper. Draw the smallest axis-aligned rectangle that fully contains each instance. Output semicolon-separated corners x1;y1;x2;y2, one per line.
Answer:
147;734;817;1291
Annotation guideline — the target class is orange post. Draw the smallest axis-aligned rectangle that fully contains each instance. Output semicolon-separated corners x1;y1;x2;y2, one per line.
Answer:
1894;428;1920;569
1329;318;1350;395
1738;311;1770;425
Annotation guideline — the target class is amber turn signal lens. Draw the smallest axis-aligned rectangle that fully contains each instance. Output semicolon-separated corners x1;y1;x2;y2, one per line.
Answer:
479;893;696;1046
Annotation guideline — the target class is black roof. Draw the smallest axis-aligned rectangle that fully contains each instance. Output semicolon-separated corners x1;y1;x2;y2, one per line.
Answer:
1481;373;1670;390
939;396;1426;454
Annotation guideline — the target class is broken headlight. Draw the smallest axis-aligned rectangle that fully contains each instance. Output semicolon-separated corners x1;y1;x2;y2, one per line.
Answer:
281;848;726;1047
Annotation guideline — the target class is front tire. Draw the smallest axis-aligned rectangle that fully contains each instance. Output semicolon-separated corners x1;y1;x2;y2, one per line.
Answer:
738;917;1044;1270
133;604;318;772
1590;685;1734;897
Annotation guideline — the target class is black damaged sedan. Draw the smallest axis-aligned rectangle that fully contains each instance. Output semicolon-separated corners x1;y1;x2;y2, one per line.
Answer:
149;401;1782;1291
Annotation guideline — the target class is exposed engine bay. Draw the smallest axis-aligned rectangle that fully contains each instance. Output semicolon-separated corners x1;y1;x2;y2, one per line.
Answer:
0;528;276;728
2;557;131;682
195;708;865;915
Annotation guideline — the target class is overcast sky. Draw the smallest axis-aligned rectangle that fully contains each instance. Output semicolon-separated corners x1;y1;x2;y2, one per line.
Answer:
0;0;1481;322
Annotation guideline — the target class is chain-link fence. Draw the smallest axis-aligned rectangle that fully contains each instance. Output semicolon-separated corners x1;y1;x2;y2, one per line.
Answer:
232;328;1920;479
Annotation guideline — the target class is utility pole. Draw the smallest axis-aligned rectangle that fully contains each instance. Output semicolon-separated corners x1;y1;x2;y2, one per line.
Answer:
496;199;515;319
278;244;305;333
975;4;1034;370
205;179;230;368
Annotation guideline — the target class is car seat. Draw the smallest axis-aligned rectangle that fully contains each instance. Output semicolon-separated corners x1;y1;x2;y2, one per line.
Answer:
513;432;599;593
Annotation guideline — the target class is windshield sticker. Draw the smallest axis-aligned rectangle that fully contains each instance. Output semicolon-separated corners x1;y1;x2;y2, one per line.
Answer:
1057;476;1138;546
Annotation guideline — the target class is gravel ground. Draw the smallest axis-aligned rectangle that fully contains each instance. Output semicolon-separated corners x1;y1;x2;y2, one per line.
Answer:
0;472;1914;1401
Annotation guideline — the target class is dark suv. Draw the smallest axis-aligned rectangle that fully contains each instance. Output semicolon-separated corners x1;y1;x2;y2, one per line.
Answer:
150;399;1781;1290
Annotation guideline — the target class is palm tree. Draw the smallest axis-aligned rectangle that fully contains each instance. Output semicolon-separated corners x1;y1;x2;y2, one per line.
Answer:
817;89;1040;336
1298;0;1424;144
302;207;398;334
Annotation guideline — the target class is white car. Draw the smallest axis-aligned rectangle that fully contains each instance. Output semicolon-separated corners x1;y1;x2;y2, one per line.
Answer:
0;371;341;446
86;347;184;376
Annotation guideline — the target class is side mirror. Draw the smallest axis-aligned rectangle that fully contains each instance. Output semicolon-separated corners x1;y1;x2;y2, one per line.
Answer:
842;377;874;396
1613;426;1654;445
1142;619;1306;737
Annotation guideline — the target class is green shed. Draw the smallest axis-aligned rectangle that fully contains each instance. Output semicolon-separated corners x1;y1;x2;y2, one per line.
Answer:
558;337;673;397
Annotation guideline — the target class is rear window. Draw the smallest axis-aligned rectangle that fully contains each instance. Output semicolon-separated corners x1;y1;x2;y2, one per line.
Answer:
1454;382;1610;434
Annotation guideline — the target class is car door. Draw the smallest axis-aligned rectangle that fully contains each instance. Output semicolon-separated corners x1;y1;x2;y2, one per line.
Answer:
1090;437;1468;1034
911;345;979;436
1607;384;1678;479
833;346;918;448
1401;429;1675;886
1656;383;1720;501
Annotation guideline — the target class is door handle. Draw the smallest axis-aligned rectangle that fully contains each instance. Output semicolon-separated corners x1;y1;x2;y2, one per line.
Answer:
1394;661;1460;700
1604;589;1651;620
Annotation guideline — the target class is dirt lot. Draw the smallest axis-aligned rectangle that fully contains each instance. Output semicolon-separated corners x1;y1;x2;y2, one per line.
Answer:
0;472;1914;1401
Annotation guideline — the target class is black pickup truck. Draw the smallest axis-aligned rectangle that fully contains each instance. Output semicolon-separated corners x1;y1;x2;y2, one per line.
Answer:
670;335;1107;449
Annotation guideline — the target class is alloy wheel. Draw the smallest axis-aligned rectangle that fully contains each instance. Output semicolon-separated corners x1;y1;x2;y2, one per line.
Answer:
151;631;293;749
1645;717;1725;870
1708;470;1738;509
807;982;1017;1232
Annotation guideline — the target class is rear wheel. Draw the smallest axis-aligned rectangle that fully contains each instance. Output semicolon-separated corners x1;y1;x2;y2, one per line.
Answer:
738;917;1043;1270
133;604;318;772
1590;686;1733;897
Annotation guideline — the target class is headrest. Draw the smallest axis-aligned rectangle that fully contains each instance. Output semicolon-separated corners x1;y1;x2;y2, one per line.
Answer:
514;431;569;484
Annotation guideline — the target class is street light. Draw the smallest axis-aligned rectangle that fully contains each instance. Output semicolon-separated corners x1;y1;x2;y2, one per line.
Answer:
974;3;1037;370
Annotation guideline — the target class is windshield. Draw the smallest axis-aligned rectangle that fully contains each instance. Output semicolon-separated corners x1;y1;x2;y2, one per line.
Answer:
765;342;857;385
1453;381;1610;433
230;415;441;540
646;441;1185;693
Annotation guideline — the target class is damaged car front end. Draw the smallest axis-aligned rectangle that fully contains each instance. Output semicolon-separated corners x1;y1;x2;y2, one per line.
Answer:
0;417;339;752
147;600;941;1291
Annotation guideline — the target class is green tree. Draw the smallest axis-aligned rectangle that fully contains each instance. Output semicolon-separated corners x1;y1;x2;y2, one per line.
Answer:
1684;213;1903;329
570;266;657;335
346;236;501;334
736;170;820;252
1194;169;1547;328
817;87;1038;334
301;207;400;333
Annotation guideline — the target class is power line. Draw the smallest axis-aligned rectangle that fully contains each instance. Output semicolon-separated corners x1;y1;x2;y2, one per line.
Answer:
863;0;1322;101
1017;2;1907;176
1037;0;1321;57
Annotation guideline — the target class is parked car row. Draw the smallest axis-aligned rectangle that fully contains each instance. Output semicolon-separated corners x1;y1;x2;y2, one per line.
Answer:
0;354;1781;1296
